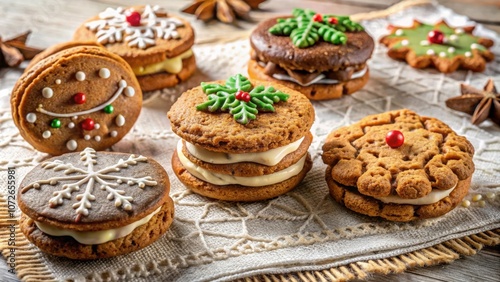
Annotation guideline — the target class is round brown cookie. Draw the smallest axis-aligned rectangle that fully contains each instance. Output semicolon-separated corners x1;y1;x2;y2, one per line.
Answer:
181;132;312;176
17;148;173;259
73;4;196;91
322;109;475;221
248;60;370;100
167;78;315;153
248;12;374;100
25;40;103;71
380;20;494;73
172;150;313;201
11;46;142;156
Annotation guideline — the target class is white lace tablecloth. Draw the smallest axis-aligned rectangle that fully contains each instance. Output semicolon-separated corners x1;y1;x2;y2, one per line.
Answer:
0;2;499;282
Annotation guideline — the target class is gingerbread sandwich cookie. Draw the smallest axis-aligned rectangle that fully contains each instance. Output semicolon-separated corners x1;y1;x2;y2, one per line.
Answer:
18;148;174;259
322;109;474;222
74;4;196;92
249;8;374;100
11;46;142;156
168;74;314;201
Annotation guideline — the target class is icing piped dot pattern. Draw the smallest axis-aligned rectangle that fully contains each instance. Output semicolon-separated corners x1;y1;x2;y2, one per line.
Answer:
99;68;111;79
66;140;78;151
26;113;37;123
76;71;86;81
42;87;54;99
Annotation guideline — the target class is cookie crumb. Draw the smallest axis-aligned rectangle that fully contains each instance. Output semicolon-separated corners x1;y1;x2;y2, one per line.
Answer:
486;192;495;199
478;200;486;207
461;200;471;207
472;194;482;202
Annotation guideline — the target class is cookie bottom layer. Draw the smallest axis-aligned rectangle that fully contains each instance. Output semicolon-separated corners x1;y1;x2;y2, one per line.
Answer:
19;198;174;260
137;55;196;92
247;59;370;100
172;151;313;201
325;165;470;222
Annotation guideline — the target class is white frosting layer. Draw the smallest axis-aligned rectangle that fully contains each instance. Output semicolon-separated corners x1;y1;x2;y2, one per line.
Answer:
272;66;368;87
185;137;304;166
35;207;161;245
374;185;456;205
177;141;306;186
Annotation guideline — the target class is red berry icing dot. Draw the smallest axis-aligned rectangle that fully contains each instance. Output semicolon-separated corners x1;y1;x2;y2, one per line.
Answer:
235;90;251;102
73;92;86;104
312;13;323;22
427;30;444;44
386;130;404;148
328;17;338;24
81;118;95;131
125;10;141;26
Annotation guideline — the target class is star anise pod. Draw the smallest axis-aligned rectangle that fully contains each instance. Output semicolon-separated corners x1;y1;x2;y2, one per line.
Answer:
0;31;43;68
182;0;267;24
446;79;500;126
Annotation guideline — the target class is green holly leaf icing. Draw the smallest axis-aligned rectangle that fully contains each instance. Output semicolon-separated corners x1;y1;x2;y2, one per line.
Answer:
386;21;487;58
269;8;363;48
196;74;289;125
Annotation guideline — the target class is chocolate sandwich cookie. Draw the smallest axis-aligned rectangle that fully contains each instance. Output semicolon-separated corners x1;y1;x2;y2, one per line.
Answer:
11;46;142;156
168;74;314;201
380;20;494;73
18;148;174;259
74;4;196;92
249;8;374;100
322;109;474;222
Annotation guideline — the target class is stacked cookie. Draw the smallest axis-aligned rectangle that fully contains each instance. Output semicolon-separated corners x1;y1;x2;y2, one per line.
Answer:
168;74;314;201
322;109;474;221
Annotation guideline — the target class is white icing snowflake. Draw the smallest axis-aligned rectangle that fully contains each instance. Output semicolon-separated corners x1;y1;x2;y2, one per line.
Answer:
22;148;157;221
85;5;184;49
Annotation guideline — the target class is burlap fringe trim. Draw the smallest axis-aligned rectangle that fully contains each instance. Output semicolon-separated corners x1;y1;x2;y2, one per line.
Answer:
236;229;500;282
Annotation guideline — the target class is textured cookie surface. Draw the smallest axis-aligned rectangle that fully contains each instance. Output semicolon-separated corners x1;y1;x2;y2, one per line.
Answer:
11;46;142;155
322;109;475;221
167;79;315;153
380;21;494;73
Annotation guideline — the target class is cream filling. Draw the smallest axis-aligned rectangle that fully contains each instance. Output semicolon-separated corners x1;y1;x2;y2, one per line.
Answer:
185;137;304;166
374;185;456;205
271;66;367;87
177;140;306;186
132;49;193;76
34;207;161;245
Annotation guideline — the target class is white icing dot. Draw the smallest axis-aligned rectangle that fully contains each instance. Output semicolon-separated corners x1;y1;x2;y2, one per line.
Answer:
72;116;78;120
401;39;409;46
455;28;464;34
26;113;37;123
99;68;110;79
439;52;447;58
115;114;125;127
95;136;101;142
55;79;62;84
465;51;472;57
76;71;86;81
110;130;118;137
426;49;435;56
119;80;127;88
42;130;51;139
420;40;430;46
68;122;75;128
94;123;101;130
448;47;455;53
449;34;458;42
66;140;78;151
471;43;479;49
84;135;91;140
42;87;53;98
124;86;135;97
395;29;403;36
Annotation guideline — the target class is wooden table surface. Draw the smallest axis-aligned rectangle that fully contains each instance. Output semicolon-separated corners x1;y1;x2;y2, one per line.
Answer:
0;0;499;281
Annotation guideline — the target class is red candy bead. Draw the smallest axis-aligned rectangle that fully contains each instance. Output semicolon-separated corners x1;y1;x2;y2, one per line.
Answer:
328;17;338;24
386;130;404;148
312;13;323;22
235;90;251;102
73;92;86;104
125;10;141;26
427;30;444;44
81;118;95;131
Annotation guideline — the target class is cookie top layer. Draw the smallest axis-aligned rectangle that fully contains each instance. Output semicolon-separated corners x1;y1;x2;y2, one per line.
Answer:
18;148;170;231
322;109;474;199
73;5;195;67
11;46;142;155
250;17;374;72
168;76;315;153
